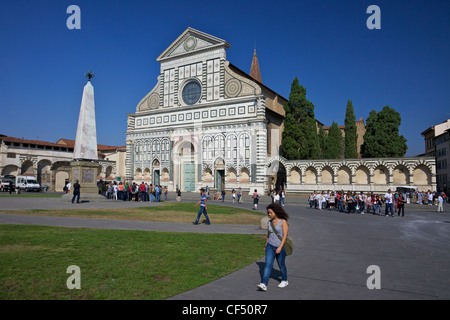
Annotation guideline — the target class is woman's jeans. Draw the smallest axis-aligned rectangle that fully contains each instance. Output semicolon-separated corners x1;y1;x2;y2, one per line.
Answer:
261;243;287;285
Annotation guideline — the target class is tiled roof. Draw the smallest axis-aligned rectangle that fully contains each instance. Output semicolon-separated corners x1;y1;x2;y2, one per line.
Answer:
0;135;125;151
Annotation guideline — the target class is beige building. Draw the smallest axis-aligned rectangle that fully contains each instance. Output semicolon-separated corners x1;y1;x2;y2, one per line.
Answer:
421;119;450;193
0;135;126;191
321;117;366;158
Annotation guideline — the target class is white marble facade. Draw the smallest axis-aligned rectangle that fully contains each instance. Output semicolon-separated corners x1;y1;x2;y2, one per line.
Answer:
126;28;273;192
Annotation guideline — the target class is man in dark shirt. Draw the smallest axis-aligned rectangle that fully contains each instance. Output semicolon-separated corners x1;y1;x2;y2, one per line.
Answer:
72;180;81;204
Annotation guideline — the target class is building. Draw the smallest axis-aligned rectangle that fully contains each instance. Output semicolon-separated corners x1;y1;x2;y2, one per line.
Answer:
0;135;125;191
125;28;287;193
321;117;366;158
125;27;436;194
421;119;450;193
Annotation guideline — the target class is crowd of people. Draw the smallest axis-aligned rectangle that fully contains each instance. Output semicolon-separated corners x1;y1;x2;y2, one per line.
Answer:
93;180;446;214
98;181;168;202
308;189;446;215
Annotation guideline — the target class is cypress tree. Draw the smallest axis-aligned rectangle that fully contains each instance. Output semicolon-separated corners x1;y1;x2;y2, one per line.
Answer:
324;121;343;159
281;77;320;160
318;126;327;159
344;100;358;158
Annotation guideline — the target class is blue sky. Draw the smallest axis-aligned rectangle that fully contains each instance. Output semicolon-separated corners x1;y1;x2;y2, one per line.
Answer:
1;0;449;157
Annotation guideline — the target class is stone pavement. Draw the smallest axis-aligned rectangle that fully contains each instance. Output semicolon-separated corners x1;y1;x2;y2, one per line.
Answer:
0;193;449;300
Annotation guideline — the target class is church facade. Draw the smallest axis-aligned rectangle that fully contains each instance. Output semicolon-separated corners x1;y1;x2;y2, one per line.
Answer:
125;28;286;193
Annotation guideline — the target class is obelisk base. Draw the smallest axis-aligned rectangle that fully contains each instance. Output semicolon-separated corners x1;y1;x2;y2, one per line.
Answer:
61;160;107;202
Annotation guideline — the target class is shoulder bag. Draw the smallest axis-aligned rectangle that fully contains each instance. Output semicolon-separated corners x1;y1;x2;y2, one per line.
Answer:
270;220;293;256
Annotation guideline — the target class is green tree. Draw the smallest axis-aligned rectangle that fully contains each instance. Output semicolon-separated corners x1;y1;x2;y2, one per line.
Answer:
361;106;408;157
318;126;327;158
281;77;320;160
324;121;343;159
344;100;358;158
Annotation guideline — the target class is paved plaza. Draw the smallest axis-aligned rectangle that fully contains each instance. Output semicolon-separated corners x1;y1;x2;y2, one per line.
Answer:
0;193;449;300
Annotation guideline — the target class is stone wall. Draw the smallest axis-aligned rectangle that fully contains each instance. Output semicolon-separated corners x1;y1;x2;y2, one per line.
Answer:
266;156;436;193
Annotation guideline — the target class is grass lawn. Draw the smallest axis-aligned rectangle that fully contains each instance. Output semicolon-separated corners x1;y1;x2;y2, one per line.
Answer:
0;224;265;300
0;202;265;225
0;193;62;197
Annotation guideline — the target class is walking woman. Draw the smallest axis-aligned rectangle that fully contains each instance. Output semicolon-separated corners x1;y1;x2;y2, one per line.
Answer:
258;203;289;291
253;189;260;210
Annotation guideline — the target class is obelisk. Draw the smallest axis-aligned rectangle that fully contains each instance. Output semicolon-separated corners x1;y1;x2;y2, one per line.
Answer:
73;70;98;160
64;70;105;201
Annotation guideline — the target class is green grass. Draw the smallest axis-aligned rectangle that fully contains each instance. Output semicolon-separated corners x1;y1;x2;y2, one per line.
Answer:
0;224;265;300
0;202;265;225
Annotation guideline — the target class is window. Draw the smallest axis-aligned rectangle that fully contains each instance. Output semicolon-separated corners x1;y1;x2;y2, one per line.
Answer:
182;81;201;105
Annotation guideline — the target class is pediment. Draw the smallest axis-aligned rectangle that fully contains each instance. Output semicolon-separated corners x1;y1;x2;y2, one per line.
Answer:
157;27;231;62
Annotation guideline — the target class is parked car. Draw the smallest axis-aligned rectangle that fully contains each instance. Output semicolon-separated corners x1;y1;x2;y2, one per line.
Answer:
0;178;15;192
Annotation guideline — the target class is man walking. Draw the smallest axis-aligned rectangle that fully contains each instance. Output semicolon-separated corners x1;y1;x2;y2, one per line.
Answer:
194;188;211;225
71;180;81;204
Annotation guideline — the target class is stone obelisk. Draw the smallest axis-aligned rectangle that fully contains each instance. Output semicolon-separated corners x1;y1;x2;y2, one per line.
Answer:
64;70;105;201
73;71;98;161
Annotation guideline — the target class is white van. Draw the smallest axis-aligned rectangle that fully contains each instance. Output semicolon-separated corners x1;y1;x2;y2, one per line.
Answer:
16;176;41;192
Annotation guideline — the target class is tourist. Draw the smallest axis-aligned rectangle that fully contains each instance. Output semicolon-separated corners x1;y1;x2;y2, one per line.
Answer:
137;182;144;202
149;184;154;202
329;192;335;210
257;203;289;292
176;188;181;202
106;182;112;199
374;194;383;215
318;191;325;210
232;188;236;203
336;192;342;211
155;184;160;202
274;191;280;204
428;191;433;205
221;189;226;202
112;182;118;200
164;186;168;201
237;187;242;203
437;193;444;212
253;189;260;210
384;189;394;217
118;182;124;200
358;192;366;213
280;189;286;206
347;192;355;213
397;193;406;217
308;192;315;208
71;180;81;204
193;188;211;225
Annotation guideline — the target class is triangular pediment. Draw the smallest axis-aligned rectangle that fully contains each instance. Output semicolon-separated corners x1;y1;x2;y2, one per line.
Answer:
157;27;231;62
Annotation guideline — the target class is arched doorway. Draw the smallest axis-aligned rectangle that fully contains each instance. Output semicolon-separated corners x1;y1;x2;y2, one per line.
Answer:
152;159;160;186
173;140;196;191
215;157;225;193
